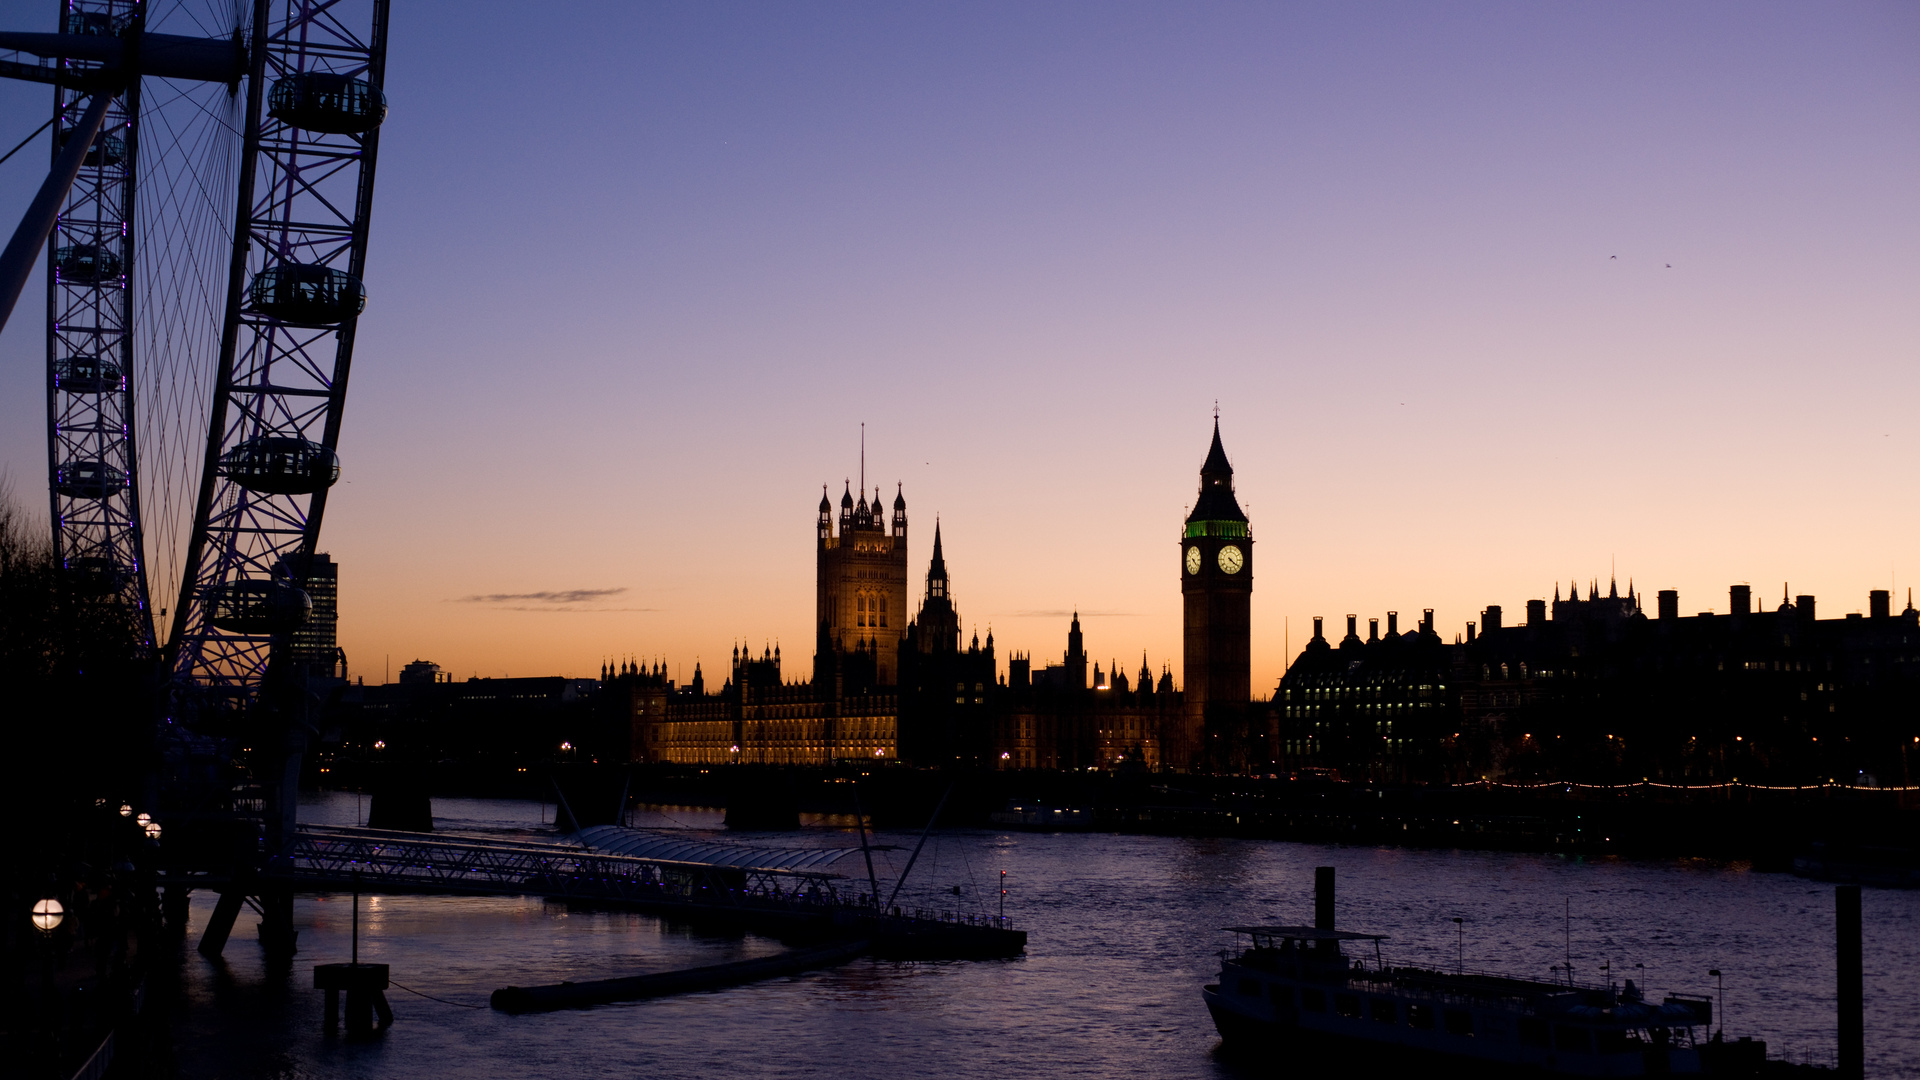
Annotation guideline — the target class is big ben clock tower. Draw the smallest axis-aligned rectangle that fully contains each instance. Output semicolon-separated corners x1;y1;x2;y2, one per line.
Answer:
1178;417;1251;772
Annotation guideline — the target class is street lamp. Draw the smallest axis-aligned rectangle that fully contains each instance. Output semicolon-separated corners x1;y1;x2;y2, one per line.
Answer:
135;812;151;827
144;821;162;840
118;803;131;818
30;899;63;935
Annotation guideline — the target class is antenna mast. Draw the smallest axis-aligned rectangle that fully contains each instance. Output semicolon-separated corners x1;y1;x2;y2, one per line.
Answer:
860;422;865;494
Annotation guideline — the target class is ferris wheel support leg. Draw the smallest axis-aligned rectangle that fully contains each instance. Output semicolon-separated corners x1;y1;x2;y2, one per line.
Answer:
0;88;115;334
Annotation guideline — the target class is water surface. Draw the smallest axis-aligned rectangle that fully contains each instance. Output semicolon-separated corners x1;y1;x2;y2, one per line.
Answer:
165;793;1917;1078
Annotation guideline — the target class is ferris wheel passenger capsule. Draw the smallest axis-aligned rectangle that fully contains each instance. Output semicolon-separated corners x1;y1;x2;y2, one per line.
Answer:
66;557;128;594
248;263;366;326
58;129;126;167
64;11;118;35
55;461;128;499
218;436;341;495
268;73;387;134
55;245;123;283
54;356;125;394
204;579;312;635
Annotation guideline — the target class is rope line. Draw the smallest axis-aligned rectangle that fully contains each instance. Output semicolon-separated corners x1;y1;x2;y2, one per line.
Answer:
388;981;488;1010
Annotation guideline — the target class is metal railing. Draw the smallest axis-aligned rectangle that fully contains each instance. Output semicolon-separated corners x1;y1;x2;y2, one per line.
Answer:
279;824;846;908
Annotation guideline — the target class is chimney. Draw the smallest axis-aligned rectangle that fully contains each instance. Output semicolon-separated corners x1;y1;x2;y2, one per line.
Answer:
1422;609;1434;635
1657;590;1678;621
1526;598;1546;625
1466;621;1477;643
1730;584;1751;617
1870;590;1891;619
1312;616;1325;641
1797;595;1816;621
1368;618;1379;643
1346;614;1358;639
1482;605;1502;633
1387;611;1399;636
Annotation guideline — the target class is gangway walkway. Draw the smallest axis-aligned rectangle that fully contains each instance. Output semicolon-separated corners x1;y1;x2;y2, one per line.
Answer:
281;824;858;905
186;825;1025;960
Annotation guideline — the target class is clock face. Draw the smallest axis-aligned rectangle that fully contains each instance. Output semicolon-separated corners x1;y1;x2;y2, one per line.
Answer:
1185;546;1202;575
1217;545;1244;574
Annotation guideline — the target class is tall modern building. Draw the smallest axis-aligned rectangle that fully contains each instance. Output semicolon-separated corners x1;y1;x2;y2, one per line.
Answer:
814;476;909;688
284;551;340;677
1179;420;1252;771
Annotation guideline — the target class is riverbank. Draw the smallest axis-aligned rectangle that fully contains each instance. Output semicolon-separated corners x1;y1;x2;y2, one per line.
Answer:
308;763;1919;868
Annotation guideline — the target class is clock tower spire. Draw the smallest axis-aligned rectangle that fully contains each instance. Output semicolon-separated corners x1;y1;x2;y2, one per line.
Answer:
1178;416;1252;772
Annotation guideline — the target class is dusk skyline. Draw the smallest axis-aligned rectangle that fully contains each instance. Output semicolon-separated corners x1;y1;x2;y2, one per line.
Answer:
2;1;1917;689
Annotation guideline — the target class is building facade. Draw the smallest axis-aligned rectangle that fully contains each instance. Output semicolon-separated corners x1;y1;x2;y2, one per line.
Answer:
815;479;909;689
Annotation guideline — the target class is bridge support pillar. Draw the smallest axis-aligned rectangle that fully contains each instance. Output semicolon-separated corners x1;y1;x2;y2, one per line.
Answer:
258;887;298;957
198;888;246;957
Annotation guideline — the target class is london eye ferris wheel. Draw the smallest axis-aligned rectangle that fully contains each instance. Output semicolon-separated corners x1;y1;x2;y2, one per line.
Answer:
0;0;389;725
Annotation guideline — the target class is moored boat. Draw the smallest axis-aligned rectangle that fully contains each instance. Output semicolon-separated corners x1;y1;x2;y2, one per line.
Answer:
1204;924;1713;1076
1203;869;1824;1076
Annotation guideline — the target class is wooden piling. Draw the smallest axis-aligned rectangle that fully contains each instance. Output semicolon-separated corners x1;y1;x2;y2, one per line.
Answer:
1836;884;1862;1079
1315;866;1335;930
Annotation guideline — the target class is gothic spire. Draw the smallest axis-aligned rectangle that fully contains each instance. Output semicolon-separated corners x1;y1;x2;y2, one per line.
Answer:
1187;416;1247;525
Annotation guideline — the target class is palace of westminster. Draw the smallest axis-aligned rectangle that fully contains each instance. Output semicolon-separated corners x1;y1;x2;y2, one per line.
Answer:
579;422;1920;786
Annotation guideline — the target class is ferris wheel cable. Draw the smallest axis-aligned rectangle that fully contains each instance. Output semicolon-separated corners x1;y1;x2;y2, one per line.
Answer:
136;123;238;628
0;116;58;169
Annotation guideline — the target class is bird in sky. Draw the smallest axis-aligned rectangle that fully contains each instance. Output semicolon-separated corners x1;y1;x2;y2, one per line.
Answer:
1610;255;1617;259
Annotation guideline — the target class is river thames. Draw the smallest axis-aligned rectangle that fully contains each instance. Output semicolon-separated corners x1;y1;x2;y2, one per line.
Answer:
159;794;1918;1078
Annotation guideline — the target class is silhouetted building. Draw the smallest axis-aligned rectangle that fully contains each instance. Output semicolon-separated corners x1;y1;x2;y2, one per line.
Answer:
898;523;998;766
1275;611;1460;783
993;615;1183;770
1179;419;1253;772
1276;579;1920;787
283;551;342;677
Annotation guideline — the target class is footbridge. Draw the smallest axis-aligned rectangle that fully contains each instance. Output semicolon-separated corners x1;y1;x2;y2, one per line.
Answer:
282;824;863;903
188;825;1025;959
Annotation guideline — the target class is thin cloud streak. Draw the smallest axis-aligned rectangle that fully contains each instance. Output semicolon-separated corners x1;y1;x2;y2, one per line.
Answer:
456;587;629;605
490;606;659;614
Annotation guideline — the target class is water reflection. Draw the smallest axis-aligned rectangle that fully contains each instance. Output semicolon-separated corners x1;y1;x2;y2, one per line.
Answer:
151;794;1919;1078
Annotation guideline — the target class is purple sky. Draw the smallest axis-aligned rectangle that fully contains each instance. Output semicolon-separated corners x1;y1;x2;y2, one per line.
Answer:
2;2;1917;688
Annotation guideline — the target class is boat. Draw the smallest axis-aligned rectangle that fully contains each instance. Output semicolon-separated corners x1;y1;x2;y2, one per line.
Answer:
1201;870;1810;1076
988;801;1095;830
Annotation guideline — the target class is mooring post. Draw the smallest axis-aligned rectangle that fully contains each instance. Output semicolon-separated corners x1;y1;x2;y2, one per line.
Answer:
1314;866;1336;958
1836;884;1862;1079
